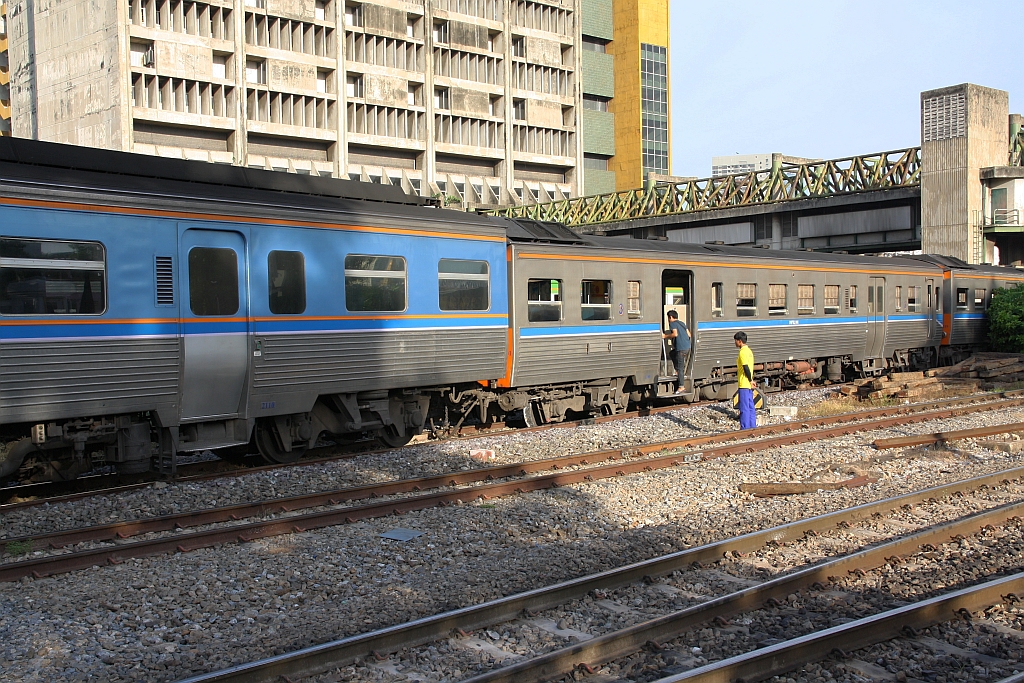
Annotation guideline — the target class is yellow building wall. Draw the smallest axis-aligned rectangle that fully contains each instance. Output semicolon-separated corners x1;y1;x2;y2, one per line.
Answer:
608;0;669;191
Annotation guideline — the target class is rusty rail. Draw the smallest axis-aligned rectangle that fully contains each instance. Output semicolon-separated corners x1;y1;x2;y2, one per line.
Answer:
653;571;1024;683
4;395;1022;577
174;466;1024;683
873;421;1024;450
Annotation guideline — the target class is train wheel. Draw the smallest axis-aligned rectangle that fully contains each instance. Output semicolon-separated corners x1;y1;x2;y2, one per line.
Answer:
254;420;307;464
376;426;413;449
521;401;544;428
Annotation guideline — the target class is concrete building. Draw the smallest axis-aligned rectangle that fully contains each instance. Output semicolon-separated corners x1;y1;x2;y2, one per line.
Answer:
0;0;9;135
711;153;820;177
6;0;596;206
578;0;668;195
920;83;1012;263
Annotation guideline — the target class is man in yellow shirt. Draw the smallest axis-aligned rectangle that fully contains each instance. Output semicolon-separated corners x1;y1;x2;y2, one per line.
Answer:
734;331;756;430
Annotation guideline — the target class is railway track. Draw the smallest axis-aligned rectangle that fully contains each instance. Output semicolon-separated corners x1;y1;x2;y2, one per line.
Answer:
170;465;1024;683
3;394;1023;583
3;388;1021;513
0;399;695;508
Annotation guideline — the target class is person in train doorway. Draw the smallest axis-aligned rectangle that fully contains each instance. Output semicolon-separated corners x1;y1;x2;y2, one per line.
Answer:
734;331;756;430
662;310;691;395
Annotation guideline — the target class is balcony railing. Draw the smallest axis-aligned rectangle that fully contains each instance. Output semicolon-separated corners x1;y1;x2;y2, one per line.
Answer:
985;209;1022;227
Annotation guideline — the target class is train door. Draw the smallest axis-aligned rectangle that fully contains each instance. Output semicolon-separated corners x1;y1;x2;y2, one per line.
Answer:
926;278;937;341
661;270;693;380
865;276;886;359
178;228;250;420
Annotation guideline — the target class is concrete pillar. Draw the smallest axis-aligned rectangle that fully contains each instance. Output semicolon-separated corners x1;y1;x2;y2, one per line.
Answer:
920;83;1008;263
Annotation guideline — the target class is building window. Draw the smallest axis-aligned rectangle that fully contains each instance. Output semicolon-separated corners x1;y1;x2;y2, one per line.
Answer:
711;282;723;317
627;281;641;319
583;155;609;171
434;87;450;110
780;213;798;238
268;251;306;315
189;247;238;316
797;284;814;315
433;20;449;44
0;237;107;315
581;280;611;321
344;255;406;312
736;283;756;317
346;74;363;98
581;36;607;53
824;285;840;314
582;95;609;112
344;3;361;26
212;55;227;79
974;288;987;309
512;99;526;120
767;284;786;316
245;60;267;85
640;43;668;177
315;0;326;20
511;35;526;58
754;215;772;241
438;259;489;311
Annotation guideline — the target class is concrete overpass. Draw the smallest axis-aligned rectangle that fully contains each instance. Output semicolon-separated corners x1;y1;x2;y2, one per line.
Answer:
491;83;1024;266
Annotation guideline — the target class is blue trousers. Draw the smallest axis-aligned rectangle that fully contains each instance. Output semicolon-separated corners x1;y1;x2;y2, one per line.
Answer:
737;388;757;430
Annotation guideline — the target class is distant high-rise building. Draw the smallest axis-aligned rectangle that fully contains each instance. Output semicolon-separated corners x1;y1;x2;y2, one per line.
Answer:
711;152;820;178
579;0;669;194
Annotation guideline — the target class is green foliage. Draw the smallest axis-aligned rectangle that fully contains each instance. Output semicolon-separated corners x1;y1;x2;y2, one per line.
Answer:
987;284;1024;353
4;540;32;556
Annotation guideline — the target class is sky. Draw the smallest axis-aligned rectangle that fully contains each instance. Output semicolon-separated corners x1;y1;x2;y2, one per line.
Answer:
669;0;1022;179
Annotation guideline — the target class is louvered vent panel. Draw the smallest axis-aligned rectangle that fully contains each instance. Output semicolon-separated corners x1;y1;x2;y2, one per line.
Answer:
155;256;174;305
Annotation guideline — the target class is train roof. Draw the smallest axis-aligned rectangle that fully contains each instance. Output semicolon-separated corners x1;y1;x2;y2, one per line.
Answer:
0;136;424;205
0;138;508;239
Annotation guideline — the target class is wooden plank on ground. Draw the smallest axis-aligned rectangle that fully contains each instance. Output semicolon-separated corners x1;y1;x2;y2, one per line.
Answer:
739;475;877;497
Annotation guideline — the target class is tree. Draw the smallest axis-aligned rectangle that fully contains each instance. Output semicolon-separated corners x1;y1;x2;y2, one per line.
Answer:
987;284;1024;353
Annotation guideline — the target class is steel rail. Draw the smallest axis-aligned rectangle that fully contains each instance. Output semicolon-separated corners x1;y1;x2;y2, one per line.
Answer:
3;396;1021;574
0;397;698;511
874;421;1024;450
3;388;1017;514
173;466;1024;683
460;498;1024;683
652;571;1024;683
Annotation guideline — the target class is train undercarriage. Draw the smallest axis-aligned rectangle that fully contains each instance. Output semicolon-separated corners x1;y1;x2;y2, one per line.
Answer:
0;344;982;484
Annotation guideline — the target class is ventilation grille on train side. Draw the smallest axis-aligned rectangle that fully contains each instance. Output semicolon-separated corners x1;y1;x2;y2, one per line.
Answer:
155;256;174;305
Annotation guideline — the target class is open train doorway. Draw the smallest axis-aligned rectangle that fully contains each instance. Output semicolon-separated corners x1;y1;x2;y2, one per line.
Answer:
660;270;694;395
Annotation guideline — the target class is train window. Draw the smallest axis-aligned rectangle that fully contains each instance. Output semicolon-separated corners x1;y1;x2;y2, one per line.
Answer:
189;247;239;316
974;289;987;309
438;259;489;311
345;255;406;312
894;286;903;312
907;286;921;312
767;284;787;315
581;280;611;321
847;285;857;312
736;283;757;317
824;285;840;314
956;288;969;310
867;285;874;314
527;279;562;322
268;251;306;315
627;281;642;319
0;237;106;315
797;284;814;315
711;283;723;317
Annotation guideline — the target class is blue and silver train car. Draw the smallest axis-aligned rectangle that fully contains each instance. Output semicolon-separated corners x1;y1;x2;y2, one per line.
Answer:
0;139;509;480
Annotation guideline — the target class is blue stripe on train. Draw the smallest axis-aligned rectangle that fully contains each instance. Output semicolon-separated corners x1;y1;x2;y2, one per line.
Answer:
255;317;508;334
0;321;180;340
520;323;661;338
698;316;869;330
